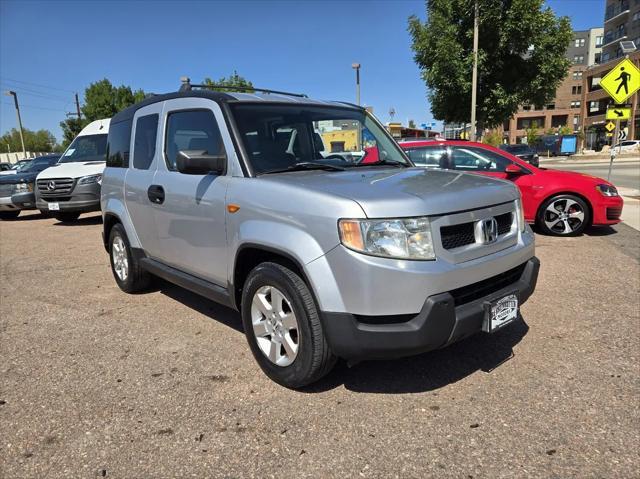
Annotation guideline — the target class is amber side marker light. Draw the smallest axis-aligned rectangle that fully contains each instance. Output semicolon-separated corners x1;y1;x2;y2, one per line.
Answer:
227;204;241;213
338;219;365;251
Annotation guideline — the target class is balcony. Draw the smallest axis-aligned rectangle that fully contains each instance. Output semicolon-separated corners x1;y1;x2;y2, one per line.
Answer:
602;29;627;48
605;1;630;23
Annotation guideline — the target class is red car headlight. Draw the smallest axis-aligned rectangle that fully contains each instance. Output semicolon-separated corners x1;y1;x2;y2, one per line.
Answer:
596;184;618;197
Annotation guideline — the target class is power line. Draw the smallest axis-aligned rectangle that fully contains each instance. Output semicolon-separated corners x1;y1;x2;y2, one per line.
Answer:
1;100;66;112
0;76;75;94
0;83;70;102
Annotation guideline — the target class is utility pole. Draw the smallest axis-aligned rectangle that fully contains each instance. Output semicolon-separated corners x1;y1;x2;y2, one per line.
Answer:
352;63;361;106
75;93;81;120
470;0;479;142
4;90;26;159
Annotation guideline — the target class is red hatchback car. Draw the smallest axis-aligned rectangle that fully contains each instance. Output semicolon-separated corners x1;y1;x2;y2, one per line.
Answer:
399;140;623;236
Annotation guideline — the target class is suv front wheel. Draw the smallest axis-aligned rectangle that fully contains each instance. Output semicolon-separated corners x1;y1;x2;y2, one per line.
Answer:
108;223;151;293
241;262;336;388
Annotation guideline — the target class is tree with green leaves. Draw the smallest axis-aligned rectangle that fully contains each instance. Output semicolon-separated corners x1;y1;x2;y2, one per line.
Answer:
408;0;572;129
482;129;503;147
59;79;146;148
408;119;416;129
203;71;254;92
1;128;57;152
525;121;540;146
557;124;573;136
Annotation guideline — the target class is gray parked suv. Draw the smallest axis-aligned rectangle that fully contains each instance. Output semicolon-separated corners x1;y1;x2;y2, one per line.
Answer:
101;79;539;388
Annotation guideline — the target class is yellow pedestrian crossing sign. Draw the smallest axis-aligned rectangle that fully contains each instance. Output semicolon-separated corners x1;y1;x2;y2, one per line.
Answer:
600;58;640;104
606;106;631;120
605;121;616;132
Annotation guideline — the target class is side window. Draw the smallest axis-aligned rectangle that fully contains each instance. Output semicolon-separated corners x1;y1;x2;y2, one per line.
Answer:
106;120;132;168
450;147;511;172
164;110;225;171
133;114;159;170
405;147;447;169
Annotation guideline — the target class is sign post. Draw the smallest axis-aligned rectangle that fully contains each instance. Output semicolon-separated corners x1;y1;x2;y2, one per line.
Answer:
600;58;640;181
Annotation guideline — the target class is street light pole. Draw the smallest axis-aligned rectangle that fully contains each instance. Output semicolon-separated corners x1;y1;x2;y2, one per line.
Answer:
470;0;479;142
352;63;361;106
4;90;26;159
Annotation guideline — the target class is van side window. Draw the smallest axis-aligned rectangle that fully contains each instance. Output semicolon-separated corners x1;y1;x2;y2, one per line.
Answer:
164;110;225;171
106;120;132;168
133;114;159;170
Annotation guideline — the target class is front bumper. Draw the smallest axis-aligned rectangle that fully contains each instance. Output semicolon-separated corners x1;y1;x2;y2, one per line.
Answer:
35;182;101;213
591;195;623;226
10;191;36;209
322;257;540;360
0;195;20;211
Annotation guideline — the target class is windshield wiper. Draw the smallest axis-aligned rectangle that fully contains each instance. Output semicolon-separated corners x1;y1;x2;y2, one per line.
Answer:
349;160;408;168
261;162;346;175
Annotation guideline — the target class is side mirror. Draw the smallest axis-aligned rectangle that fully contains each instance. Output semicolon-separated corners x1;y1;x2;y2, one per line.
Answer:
505;164;524;175
176;150;226;175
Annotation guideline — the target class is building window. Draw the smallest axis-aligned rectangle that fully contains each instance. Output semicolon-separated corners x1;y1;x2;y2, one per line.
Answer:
589;101;599;113
570;101;581;109
574;38;585;47
595;36;603;47
573;55;584;64
547;104;556;110
572;86;582;95
573;115;580;126
522;105;531;111
572;71;583;80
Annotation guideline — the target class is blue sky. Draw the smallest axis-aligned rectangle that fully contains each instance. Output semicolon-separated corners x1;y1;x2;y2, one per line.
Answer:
0;0;605;144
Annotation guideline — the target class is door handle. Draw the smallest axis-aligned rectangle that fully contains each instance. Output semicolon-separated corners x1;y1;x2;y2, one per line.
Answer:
147;185;165;205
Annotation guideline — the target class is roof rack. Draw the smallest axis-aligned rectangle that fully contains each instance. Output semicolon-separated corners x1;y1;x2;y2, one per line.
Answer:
179;76;308;98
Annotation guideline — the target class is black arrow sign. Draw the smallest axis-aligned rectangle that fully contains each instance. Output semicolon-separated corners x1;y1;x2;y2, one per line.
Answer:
614;109;624;117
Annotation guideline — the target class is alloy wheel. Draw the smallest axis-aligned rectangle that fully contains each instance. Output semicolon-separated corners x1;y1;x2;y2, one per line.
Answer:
251;285;300;367
543;198;585;235
112;235;129;281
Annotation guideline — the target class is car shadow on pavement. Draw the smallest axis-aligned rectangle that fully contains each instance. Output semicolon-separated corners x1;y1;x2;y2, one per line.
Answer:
306;317;529;394
584;225;617;236
3;212;50;221
52;214;103;226
157;280;244;333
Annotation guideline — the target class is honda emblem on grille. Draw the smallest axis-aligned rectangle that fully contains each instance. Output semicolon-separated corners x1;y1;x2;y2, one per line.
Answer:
479;217;498;244
47;180;56;191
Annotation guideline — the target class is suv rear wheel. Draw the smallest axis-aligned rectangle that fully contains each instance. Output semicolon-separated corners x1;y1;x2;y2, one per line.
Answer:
108;223;151;293
53;212;80;223
241;262;336;388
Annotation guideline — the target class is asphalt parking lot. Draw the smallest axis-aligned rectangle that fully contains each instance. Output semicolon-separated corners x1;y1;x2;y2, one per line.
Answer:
1;212;639;478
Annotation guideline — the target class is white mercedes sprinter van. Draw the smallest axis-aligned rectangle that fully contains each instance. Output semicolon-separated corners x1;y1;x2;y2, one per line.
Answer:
36;118;110;222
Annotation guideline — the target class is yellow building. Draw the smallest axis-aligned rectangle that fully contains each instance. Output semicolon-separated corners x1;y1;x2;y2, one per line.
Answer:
321;130;358;152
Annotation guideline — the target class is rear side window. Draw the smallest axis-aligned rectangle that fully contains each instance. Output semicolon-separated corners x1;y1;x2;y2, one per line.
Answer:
405;147;447;169
164;110;225;171
450;146;512;172
106;120;132;168
133;114;159;170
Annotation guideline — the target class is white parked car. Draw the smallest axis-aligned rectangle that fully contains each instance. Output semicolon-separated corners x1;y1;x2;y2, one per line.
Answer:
35;119;110;222
613;140;640;153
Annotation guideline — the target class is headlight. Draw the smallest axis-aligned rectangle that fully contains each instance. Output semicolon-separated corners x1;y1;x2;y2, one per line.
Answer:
14;182;29;192
596;184;618;197
338;217;435;260
77;174;102;185
515;198;526;232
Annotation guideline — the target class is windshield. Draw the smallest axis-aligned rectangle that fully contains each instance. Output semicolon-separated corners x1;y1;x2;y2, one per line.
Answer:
229;104;410;174
59;134;107;163
24;157;58;172
12;160;32;171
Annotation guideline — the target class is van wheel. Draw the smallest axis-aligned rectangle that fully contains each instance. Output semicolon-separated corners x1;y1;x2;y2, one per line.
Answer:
241;262;336;388
0;211;20;220
108;223;151;293
53;212;80;223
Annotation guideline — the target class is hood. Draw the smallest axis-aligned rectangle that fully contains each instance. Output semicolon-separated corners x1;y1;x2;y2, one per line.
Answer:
0;170;38;184
261;167;519;217
37;161;105;180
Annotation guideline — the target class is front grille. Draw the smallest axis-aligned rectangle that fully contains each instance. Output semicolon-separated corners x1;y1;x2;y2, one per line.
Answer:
441;212;513;251
496;212;513;235
441;222;476;250
606;207;622;220
37;177;74;195
449;263;527;306
0;184;14;197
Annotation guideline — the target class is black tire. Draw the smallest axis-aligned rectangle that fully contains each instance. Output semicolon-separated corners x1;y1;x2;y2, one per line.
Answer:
53;211;80;223
0;211;20;220
536;194;590;236
241;262;336;388
38;209;51;217
108;223;151;293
